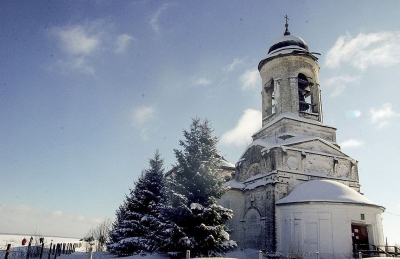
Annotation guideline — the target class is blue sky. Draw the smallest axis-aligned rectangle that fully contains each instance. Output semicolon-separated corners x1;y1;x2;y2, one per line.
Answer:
1;1;399;243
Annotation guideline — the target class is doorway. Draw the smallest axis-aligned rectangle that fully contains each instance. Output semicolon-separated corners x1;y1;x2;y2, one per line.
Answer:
351;224;369;252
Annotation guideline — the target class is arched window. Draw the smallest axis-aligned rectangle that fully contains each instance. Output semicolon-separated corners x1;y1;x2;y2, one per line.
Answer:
263;79;275;116
298;73;312;112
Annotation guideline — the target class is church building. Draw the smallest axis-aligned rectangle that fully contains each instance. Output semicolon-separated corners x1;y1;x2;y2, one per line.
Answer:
219;21;385;258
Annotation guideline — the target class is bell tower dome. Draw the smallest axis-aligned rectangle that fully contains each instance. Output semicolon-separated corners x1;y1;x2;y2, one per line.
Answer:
258;20;323;127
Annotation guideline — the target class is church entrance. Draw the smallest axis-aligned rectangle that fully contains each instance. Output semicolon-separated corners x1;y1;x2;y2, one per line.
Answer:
351;224;370;253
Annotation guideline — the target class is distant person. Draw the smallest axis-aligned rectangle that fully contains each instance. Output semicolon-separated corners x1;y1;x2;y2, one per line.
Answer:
22;238;27;245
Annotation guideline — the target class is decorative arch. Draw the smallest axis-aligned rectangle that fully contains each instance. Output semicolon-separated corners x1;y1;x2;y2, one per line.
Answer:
242;206;263;249
244;205;262;218
247;163;261;178
296;68;316;84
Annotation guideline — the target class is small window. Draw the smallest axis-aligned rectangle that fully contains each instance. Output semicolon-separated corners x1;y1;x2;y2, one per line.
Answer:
361;214;365;220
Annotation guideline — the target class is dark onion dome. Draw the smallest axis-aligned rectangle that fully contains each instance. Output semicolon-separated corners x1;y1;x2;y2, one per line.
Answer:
268;35;309;54
258;34;318;71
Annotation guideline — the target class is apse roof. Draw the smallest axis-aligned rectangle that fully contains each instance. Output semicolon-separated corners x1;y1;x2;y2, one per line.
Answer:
276;179;383;208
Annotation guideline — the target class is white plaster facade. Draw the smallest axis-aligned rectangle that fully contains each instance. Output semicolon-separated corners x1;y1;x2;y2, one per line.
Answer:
276;180;384;259
220;25;385;258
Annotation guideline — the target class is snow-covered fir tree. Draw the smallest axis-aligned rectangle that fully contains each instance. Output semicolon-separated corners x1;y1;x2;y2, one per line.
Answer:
108;150;170;255
166;118;237;256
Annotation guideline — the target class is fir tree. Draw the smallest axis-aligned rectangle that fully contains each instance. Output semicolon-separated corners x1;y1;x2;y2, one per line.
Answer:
166;118;237;256
108;150;169;255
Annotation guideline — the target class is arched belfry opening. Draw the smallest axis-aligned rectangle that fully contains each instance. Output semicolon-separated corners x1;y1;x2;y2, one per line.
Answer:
262;78;276;118
298;73;312;112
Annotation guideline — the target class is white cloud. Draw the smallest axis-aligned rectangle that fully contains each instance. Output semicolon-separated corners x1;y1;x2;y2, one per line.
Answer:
370;103;399;129
240;69;260;90
340;139;364;148
58;56;95;75
56;25;100;56
150;3;175;33
220;109;262;147
325;31;400;70
115;34;134;53
194;77;211;86
223;58;244;72
324;75;361;97
52;22;103;74
51;210;64;217
133;106;155;125
0;204;102;238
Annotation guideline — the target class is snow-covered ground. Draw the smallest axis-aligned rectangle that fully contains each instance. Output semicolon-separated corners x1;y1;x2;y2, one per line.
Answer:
0;234;260;259
0;234;84;251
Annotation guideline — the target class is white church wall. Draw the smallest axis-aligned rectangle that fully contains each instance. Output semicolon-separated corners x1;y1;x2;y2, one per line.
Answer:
218;189;245;243
276;203;384;259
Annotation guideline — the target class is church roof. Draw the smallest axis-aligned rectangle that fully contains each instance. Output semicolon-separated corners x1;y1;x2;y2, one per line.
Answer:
276;179;383;209
238;132;343;162
259;32;318;70
268;34;309;56
220;158;235;169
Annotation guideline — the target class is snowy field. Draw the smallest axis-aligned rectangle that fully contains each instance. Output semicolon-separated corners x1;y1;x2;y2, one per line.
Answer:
0;234;84;250
0;234;260;259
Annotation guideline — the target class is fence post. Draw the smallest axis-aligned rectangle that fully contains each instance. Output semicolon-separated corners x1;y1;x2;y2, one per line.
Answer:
316;251;319;259
259;250;263;259
88;244;93;259
39;243;44;259
47;243;52;259
53;244;59;259
26;237;33;259
5;244;11;259
186;250;190;259
358;251;362;259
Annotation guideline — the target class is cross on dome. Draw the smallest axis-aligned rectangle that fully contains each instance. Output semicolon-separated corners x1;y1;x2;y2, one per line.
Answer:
284;15;290;35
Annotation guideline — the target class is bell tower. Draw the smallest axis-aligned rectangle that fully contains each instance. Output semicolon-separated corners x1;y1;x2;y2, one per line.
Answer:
258;19;323;127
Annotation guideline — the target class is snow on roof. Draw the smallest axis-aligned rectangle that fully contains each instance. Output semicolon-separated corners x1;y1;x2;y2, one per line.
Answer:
255;113;336;136
220;159;235;169
239;132;341;160
276;180;383;208
244;179;275;191
235;112;340;159
268;35;308;54
224;179;245;190
270;34;307;45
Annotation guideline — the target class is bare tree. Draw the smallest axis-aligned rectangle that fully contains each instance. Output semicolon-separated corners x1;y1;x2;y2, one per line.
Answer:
95;219;112;251
84;219;112;252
